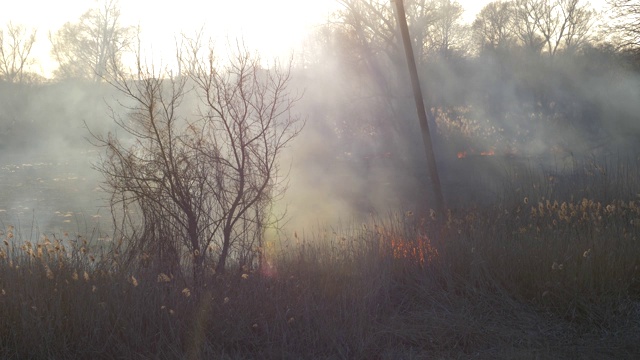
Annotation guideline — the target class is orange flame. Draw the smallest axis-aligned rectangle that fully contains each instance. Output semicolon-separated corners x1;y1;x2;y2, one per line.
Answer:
379;228;438;266
457;148;495;158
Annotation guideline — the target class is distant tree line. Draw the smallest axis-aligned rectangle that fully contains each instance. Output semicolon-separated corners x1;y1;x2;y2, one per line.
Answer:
296;0;640;211
0;22;37;83
1;0;638;82
49;0;133;81
473;0;596;56
0;0;133;83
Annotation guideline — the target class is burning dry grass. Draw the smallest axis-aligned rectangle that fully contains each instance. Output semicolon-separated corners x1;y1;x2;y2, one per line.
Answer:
0;162;639;358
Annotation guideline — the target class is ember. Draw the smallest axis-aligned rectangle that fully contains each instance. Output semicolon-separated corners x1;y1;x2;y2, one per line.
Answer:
377;226;438;266
457;148;495;158
389;235;437;265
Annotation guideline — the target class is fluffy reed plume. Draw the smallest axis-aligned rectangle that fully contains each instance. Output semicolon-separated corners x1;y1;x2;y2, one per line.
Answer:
45;265;54;280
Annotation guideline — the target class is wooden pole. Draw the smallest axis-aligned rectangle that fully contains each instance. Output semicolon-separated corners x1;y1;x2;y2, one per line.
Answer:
392;0;445;216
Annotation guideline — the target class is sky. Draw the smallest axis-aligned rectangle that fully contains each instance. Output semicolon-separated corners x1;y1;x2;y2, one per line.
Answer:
1;0;607;77
1;0;341;76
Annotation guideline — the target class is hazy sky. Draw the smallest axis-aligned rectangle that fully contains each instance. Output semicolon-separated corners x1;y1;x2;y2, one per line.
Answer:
2;0;607;76
2;0;339;75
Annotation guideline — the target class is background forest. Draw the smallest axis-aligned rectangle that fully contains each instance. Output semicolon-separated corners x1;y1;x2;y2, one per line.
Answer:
2;0;640;217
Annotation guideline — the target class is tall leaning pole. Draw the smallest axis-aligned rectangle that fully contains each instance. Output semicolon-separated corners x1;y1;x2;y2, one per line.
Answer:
392;0;445;217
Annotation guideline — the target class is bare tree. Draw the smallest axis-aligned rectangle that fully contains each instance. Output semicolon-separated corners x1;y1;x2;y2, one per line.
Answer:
606;0;640;51
512;0;546;53
535;0;564;56
335;0;469;62
328;0;411;147
473;1;516;52
482;0;595;55
185;41;304;274
50;0;133;80
93;57;193;279
0;22;37;83
424;0;468;58
92;39;303;285
336;0;401;62
306;0;472;213
534;0;594;56
560;0;596;52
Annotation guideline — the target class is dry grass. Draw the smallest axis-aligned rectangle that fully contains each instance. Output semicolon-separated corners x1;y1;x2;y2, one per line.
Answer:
0;158;639;359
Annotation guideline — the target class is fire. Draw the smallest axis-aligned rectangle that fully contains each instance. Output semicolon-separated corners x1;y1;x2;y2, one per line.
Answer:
391;235;437;265
457;148;495;158
377;226;438;266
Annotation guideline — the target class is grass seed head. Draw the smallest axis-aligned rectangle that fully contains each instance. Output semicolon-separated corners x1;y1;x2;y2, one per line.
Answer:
182;288;191;297
45;266;54;280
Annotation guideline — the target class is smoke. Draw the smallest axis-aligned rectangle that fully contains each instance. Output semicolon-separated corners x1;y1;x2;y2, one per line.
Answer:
277;20;640;232
0;80;116;236
2;4;640;238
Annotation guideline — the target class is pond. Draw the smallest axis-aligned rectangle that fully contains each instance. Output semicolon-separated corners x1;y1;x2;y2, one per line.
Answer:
0;150;112;239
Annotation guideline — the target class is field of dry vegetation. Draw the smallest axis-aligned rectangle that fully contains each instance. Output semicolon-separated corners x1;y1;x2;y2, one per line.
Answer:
0;157;638;359
3;0;640;357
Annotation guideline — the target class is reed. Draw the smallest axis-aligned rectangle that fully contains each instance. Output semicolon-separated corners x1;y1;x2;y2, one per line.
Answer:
0;156;638;358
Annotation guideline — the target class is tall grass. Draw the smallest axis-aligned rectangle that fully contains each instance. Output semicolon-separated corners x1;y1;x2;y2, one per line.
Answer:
0;156;639;358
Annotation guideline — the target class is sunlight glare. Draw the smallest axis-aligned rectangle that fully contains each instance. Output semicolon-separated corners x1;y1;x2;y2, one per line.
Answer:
1;0;608;77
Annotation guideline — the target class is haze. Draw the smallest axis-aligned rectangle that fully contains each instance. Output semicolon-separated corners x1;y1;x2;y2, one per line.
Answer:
2;1;640;357
3;0;608;76
0;0;634;234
